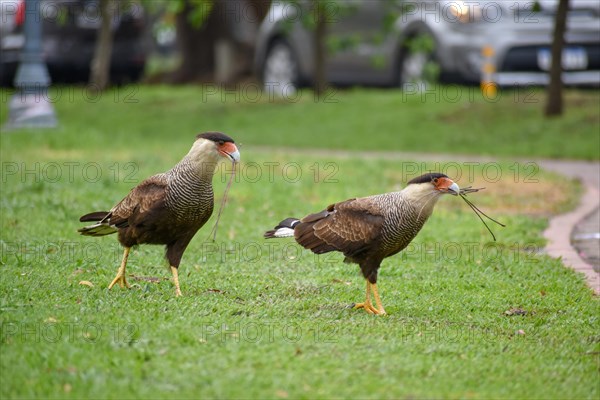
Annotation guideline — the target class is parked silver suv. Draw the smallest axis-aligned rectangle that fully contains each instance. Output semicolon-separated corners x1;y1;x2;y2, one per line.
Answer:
254;0;600;92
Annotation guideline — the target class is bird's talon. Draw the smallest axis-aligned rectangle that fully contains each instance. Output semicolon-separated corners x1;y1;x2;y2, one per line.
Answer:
108;274;130;290
353;302;378;314
107;248;131;290
353;280;385;315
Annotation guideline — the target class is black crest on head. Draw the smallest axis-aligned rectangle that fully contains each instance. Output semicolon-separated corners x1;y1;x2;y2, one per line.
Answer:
408;172;448;185
197;132;235;143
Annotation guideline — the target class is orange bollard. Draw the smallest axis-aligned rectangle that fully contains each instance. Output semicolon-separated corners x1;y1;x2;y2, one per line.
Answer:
481;45;497;98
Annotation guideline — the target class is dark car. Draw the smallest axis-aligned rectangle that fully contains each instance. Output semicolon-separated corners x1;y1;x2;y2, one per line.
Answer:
0;0;147;86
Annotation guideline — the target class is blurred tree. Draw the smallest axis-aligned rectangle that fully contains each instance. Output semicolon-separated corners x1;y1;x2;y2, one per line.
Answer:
170;0;216;83
89;0;116;90
291;1;407;95
545;0;569;117
170;0;269;83
312;0;329;96
286;0;354;96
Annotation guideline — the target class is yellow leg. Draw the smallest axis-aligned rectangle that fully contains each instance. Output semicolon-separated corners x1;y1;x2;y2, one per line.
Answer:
371;283;387;315
108;247;131;290
353;280;379;314
171;266;182;297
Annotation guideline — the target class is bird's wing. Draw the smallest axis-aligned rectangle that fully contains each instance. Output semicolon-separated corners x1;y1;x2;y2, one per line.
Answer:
296;197;385;257
109;174;169;228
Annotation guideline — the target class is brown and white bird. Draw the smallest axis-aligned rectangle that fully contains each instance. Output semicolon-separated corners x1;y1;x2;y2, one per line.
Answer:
265;173;460;315
78;132;240;296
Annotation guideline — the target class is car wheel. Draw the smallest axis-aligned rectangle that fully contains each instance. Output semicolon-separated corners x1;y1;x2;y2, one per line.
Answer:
398;33;439;91
262;39;299;97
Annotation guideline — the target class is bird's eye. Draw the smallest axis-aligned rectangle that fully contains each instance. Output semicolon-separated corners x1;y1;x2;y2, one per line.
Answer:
217;140;224;145
432;178;439;184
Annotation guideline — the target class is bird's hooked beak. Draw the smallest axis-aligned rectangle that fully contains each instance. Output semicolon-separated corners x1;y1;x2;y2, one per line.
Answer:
435;177;460;196
218;142;241;163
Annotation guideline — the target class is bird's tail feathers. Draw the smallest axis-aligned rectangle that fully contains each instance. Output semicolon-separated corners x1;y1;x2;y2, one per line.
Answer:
79;211;110;222
77;223;118;236
79;211;116;236
264;218;300;239
78;223;118;237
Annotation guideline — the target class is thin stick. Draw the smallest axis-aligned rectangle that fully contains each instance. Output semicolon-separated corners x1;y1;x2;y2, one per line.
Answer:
460;186;485;195
460;194;506;242
208;161;237;241
461;195;497;241
460;194;506;227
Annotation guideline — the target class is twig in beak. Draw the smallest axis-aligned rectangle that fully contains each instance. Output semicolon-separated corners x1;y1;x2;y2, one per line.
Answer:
459;193;506;241
460;186;485;195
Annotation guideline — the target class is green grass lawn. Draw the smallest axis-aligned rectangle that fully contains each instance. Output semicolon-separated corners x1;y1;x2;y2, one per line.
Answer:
1;86;599;399
1;84;598;160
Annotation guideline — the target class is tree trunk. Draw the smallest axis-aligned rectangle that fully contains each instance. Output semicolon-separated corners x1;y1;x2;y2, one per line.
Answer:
170;0;270;84
545;0;569;117
171;0;219;83
313;0;327;97
89;0;114;91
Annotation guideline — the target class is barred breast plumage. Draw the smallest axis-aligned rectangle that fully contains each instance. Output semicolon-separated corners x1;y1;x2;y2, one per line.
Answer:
375;192;432;258
165;162;215;224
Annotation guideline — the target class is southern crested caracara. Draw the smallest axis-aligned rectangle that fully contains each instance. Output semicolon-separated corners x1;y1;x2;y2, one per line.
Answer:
265;173;460;315
78;132;240;296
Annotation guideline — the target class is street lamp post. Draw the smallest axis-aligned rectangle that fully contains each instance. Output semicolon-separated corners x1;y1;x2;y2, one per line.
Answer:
5;0;57;129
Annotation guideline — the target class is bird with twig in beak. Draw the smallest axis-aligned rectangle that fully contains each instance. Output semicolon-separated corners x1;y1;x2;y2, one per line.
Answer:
265;173;503;315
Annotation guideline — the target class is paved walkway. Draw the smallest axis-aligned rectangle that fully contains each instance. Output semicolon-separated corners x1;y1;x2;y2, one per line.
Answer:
538;160;599;294
251;146;600;294
572;208;599;271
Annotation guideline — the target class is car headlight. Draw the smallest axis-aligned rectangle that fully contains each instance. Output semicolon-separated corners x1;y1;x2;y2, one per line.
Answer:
448;1;482;23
